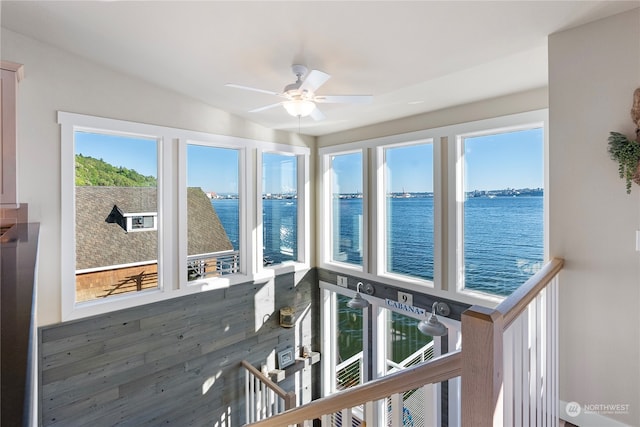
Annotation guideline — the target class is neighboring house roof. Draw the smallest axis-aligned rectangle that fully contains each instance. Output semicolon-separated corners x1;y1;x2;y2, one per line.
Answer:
75;186;233;270
186;187;233;256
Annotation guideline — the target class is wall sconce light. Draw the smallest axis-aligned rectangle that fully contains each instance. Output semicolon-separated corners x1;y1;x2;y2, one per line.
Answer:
279;306;295;328
417;301;450;336
347;282;370;309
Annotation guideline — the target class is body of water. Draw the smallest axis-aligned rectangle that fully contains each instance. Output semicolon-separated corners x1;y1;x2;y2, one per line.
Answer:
213;196;543;296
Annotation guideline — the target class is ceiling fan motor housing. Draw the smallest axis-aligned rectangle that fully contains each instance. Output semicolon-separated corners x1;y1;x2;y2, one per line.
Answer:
284;64;310;98
291;64;308;79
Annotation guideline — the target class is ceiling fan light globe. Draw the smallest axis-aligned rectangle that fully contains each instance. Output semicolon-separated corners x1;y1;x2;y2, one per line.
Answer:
283;100;316;117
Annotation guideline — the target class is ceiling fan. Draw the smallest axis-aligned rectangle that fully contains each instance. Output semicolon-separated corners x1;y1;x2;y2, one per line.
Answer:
225;64;373;121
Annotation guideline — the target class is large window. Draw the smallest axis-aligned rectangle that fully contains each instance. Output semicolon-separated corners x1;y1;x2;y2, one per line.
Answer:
262;152;298;265
60;112;309;320
320;283;461;426
186;144;240;281
74;131;160;303
320;110;546;304
382;142;434;281
460;127;544;297
329;151;363;267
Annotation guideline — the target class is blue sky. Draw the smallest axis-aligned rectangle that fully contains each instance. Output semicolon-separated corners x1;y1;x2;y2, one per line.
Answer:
464;128;543;191
76;127;543;194
386;144;434;193
333;128;543;193
75;132;158;177
332;152;362;194
186;144;238;194
262;153;297;194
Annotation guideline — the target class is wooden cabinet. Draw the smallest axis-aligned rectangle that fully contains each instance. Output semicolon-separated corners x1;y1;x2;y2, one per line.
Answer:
0;61;24;206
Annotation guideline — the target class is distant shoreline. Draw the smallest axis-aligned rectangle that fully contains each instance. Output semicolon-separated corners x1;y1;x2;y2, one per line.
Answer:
209;188;545;199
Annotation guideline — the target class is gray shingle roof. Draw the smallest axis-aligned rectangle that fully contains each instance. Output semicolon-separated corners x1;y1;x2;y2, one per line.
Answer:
187;187;233;256
75;186;233;270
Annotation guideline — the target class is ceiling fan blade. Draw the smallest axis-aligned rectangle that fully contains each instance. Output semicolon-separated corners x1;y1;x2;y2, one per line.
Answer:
299;70;331;93
249;102;283;113
315;95;373;104
310;107;326;121
225;83;280;97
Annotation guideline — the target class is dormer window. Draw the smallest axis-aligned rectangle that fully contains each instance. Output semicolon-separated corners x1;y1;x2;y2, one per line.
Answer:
125;212;157;232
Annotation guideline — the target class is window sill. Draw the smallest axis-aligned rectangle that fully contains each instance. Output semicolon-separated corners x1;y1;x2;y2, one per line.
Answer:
66;271;280;321
265;261;310;276
319;261;364;276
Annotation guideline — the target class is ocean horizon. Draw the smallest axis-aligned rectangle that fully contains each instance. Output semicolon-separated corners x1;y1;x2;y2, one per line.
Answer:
212;195;544;296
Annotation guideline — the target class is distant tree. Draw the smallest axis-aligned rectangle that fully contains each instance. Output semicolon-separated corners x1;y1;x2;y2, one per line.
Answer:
75;155;157;187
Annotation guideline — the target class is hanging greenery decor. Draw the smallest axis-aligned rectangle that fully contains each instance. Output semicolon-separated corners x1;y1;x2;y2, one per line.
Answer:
608;88;640;194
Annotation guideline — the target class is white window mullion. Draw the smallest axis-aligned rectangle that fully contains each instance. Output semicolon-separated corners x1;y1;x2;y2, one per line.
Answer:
177;138;188;289
255;148;265;274
361;148;369;274
60;118;77;320
373;146;385;277
453;133;465;295
158;135;170;293
298;153;310;267
433;135;443;291
239;146;252;275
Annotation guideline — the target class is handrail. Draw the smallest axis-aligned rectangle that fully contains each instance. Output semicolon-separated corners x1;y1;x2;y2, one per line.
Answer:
461;257;564;426
496;257;564;330
248;350;462;426
240;360;295;405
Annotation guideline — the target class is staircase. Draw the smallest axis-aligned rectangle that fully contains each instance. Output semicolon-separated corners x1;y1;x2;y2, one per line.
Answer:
244;258;564;427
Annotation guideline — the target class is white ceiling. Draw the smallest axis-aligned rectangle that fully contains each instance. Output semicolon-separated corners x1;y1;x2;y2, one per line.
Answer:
1;1;638;136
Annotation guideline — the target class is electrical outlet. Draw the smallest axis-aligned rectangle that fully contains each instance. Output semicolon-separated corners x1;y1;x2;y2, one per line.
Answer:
398;291;413;306
337;275;348;287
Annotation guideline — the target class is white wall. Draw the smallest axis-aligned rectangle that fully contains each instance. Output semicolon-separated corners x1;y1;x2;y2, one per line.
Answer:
317;87;548;147
1;28;314;326
549;8;640;426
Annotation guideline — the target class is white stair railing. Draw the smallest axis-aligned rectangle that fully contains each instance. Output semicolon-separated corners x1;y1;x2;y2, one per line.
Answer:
502;270;559;426
246;350;462;426
244;258;563;427
462;258;563;427
241;360;296;424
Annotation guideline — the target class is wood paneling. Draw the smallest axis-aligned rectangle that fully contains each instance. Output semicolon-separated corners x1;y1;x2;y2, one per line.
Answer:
39;269;319;426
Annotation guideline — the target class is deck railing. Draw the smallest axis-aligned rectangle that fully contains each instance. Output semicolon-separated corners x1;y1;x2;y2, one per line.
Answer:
336;352;364;390
241;360;296;424
187;250;239;279
245;258;563;427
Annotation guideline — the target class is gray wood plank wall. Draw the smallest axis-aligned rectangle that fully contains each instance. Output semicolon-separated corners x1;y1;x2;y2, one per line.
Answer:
39;269;319;426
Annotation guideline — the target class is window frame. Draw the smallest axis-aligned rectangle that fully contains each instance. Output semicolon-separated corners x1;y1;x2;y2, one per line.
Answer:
319;109;547;307
60;112;310;321
125;213;157;232
319;280;461;426
319;147;368;273
376;138;436;287
178;137;250;290
257;147;310;273
452;112;547;301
